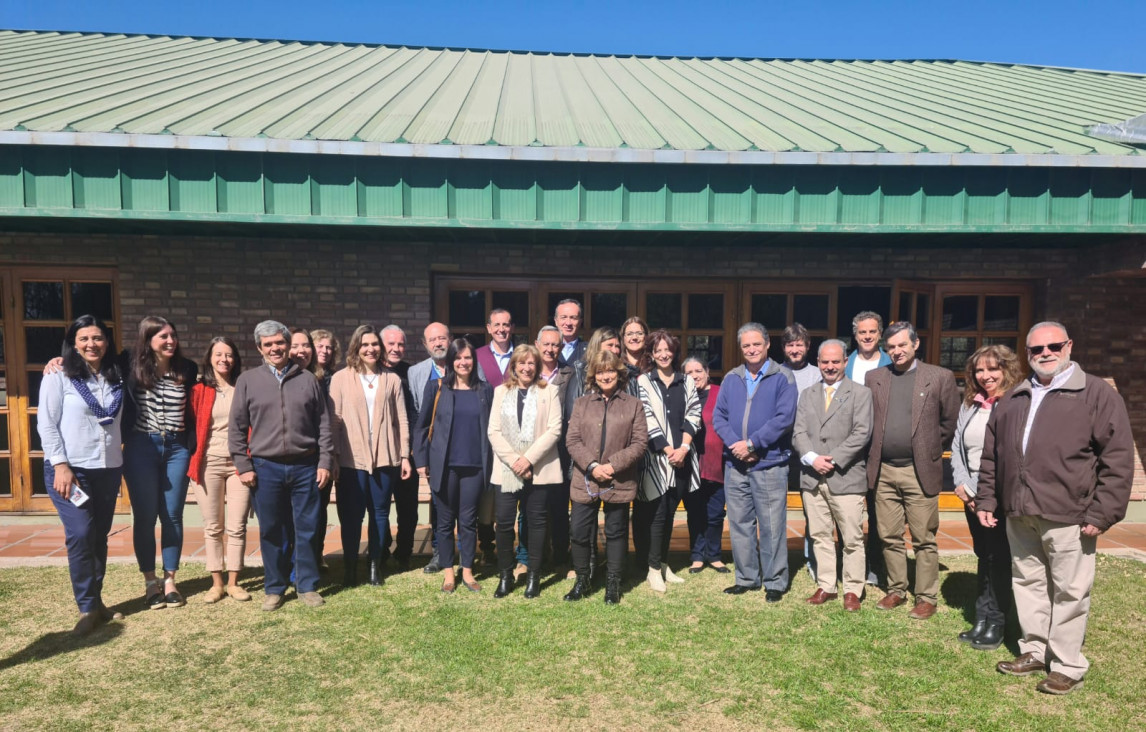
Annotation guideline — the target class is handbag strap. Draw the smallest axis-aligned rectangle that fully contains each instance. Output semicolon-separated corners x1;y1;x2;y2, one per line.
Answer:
427;381;443;443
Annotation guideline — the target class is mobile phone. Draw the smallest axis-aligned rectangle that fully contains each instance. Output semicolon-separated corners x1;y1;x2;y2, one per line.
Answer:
69;483;90;507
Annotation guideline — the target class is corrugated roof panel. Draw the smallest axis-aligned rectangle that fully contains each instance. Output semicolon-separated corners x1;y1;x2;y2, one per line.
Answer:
0;31;1143;158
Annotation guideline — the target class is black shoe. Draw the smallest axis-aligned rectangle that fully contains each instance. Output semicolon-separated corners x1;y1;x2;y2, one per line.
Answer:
710;563;732;574
494;570;515;598
523;570;541;599
971;623;1005;651
394;556;411;572
369;560;382;586
164;591;186;608
343;561;359;588
765;590;783;603
688;565;705;574
723;584;761;595
959;620;989;644
564;572;591;602
482;548;498;568
604;572;622;605
146;591;166;610
423;556;442;574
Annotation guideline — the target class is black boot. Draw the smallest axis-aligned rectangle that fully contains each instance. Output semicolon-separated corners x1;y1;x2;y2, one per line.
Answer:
523;570;541;599
604;572;622;605
369;560;382;586
564;572;590;602
971;623;1005;651
343;560;359;588
423;554;442;574
958;620;988;644
494;570;515;598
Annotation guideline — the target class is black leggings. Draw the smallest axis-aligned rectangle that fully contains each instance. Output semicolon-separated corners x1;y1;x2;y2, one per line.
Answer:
633;478;685;570
495;483;553;572
571;500;629;576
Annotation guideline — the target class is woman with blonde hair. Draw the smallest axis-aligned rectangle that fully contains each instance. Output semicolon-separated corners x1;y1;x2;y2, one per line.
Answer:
951;344;1024;651
488;344;563;598
310;329;342;395
329;325;412;587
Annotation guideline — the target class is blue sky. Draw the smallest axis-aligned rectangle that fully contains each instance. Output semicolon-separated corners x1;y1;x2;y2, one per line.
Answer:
5;0;1144;73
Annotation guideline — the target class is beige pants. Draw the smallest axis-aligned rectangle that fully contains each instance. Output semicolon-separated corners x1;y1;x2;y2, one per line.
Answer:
1008;515;1096;680
875;462;939;603
191;455;251;573
803;485;866;597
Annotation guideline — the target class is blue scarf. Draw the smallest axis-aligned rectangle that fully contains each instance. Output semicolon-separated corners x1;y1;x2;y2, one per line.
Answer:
71;375;123;425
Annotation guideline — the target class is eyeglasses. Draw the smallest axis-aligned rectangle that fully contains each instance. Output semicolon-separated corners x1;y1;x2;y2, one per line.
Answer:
585;477;615;499
1027;341;1068;355
623;331;645;338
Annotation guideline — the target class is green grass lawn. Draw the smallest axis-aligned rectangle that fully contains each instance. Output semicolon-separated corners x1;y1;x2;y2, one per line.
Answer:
1;553;1144;731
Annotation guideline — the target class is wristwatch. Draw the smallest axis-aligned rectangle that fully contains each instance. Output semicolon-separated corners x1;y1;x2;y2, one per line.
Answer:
746;443;756;456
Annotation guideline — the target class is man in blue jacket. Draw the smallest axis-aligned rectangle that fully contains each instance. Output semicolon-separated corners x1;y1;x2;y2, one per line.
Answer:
714;323;798;602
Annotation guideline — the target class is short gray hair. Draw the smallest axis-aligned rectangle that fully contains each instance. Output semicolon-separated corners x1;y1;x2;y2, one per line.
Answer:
817;339;849;359
253;320;290;346
681;355;709;373
1027;321;1069;344
737;322;768;343
536;324;561;340
381;324;405;338
883;321;918;343
852;311;883;335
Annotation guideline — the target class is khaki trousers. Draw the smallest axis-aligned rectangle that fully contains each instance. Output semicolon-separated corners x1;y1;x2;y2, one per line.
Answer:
191;455;251;573
874;462;939;603
802;485;866;597
1007;515;1097;680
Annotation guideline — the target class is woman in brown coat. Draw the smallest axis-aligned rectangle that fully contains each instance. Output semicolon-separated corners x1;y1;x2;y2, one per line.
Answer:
565;350;649;605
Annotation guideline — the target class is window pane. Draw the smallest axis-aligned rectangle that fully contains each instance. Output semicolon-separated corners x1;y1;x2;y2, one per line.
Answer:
31;457;47;495
0;371;7;408
983;336;1018;352
751;294;787;331
942;296;978;331
461;333;486;351
836;287;891;340
27;371;43;407
25;326;65;364
646;293;682;330
511;334;529;347
0;412;7;451
984;296;1020;331
940;336;977;369
0;458;10;497
491;291;529;325
23;281;65;320
27;413;41;452
686;335;723;372
547;292;582;321
448;290;485;327
916;294;931;330
898;293;912;324
687;294;723;330
590;292;627;330
70;282;114;321
793;294;829;331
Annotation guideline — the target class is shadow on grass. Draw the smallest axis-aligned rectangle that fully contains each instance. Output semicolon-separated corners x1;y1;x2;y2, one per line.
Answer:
0;622;125;671
940;571;979;623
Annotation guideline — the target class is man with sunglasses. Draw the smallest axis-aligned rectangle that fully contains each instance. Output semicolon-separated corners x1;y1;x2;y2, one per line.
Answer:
975;321;1133;695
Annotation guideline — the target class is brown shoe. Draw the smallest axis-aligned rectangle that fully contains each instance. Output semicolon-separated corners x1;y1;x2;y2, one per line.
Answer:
876;593;906;611
843;592;862;612
226;584;251;602
261;593;284;612
908;600;937;620
996;652;1046;677
72;611;101;637
202;586;227;604
299;591;325;608
805;588;838;605
1037;671;1084;695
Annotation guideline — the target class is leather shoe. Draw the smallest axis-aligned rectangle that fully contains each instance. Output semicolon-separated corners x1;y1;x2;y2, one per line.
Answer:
710;563;732;574
971;623;1004;651
604;572;622;605
423;556;442;574
461;578;481;593
1037;671;1084;695
564;572;590;602
723;584;761;595
494;570;515;598
369;560;382;586
843;592;861;612
72;611;101;637
805;588;838;605
299;591;325;608
959;620;989;644
262;593;284;612
688;564;705;574
765;590;783;603
908;600;937;620
523;570;541;599
875;593;906;611
996;652;1046;676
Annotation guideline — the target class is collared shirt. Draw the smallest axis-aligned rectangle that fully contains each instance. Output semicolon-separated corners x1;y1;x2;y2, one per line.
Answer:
491;343;513;375
561;337;581;363
268;362;292;383
744;361;769;398
431;361;444;380
37;371;123;469
541;364;559;382
1022;364;1076;454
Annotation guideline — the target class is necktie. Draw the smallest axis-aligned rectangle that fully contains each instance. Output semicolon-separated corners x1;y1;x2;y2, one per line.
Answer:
824;385;836;412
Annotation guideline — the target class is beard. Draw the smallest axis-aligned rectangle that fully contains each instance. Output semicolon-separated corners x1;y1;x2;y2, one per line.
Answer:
1030;357;1071;380
429;346;448;360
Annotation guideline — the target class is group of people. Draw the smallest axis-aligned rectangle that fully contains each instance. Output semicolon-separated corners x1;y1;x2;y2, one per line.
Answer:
39;301;1134;695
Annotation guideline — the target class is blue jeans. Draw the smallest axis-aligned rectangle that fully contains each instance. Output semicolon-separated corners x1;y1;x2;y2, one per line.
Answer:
725;463;789;592
252;457;322;595
46;463;122;613
122;431;190;574
684;479;726;563
336;466;397;565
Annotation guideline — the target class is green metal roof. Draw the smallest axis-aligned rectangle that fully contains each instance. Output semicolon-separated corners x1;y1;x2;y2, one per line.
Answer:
1;30;1145;163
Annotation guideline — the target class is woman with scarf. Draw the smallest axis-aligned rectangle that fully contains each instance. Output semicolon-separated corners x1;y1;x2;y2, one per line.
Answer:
38;315;126;635
488;345;563;598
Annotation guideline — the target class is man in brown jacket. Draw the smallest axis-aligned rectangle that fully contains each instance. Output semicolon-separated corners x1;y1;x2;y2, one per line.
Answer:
976;321;1133;695
865;321;959;620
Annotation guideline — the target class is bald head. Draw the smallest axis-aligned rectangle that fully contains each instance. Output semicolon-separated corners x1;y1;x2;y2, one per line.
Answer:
423;322;450;361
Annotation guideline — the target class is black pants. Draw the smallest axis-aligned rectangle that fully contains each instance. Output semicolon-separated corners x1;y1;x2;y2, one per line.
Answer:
384;471;420;561
965;506;1013;625
495;483;553;572
632;477;685;571
546;480;571;565
434;467;484;570
571;500;629;576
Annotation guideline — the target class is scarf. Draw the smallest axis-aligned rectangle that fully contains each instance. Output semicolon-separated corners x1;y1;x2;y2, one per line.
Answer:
71;374;123;425
498;385;538;493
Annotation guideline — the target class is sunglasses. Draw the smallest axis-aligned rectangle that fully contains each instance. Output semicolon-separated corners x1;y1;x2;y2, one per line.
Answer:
1027;341;1068;355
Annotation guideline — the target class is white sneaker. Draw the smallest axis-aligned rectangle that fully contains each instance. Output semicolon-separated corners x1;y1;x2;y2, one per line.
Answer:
647;567;667;593
663;565;685;584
